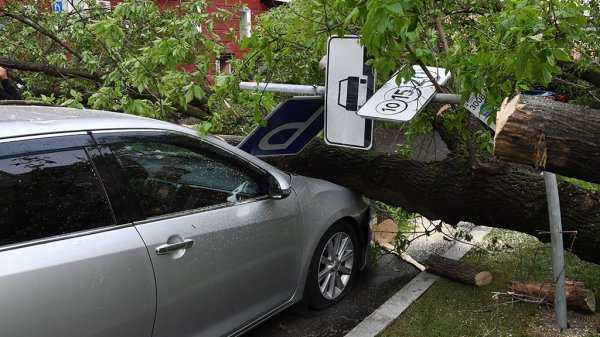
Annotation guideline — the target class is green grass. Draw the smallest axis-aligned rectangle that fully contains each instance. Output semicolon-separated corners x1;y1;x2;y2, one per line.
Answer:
379;229;600;337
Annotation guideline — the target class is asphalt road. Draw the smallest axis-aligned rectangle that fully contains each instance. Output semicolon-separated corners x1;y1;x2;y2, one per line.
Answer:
245;220;474;337
244;254;418;337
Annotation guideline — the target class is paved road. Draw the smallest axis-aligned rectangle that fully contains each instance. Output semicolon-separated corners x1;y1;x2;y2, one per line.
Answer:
245;254;418;337
245;220;475;337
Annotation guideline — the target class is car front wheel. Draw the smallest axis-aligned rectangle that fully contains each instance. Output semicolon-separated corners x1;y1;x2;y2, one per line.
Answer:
306;220;359;309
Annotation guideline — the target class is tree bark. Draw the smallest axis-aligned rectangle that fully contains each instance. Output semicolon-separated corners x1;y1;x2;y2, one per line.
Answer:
494;95;600;184
508;280;596;313
0;56;102;82
263;138;600;264
425;254;492;287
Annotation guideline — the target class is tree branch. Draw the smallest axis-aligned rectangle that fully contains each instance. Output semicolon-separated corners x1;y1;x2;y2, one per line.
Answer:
0;57;102;81
558;61;600;89
405;43;445;92
0;9;84;61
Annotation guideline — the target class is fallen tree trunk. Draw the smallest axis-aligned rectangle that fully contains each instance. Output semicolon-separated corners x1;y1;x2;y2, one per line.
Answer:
509;280;596;313
425;254;492;287
262;139;600;264
494;95;600;184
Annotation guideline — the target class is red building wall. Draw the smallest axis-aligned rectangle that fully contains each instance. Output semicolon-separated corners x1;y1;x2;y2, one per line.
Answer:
109;0;270;58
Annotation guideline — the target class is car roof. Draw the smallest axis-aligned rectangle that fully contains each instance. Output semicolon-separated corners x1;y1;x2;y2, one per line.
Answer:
0;105;198;140
0;105;292;188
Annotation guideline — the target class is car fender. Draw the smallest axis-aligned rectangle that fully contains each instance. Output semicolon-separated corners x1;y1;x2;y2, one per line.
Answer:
289;175;370;291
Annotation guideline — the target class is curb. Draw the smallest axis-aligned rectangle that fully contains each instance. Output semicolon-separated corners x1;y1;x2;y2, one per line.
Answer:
344;226;493;337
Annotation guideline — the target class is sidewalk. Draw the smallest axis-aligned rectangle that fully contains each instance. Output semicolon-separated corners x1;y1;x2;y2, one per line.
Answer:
344;225;493;337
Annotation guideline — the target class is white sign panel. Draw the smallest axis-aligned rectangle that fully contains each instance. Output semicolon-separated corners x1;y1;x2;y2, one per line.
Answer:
325;36;375;150
357;65;451;122
464;91;496;131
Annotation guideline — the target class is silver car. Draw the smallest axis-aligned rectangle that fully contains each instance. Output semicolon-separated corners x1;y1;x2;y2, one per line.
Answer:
0;106;371;337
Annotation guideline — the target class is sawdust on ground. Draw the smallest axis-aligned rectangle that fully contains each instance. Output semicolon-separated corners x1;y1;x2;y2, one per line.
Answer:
525;308;600;337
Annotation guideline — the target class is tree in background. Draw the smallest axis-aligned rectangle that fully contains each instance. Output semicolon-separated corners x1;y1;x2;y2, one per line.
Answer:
223;0;599;116
0;0;236;125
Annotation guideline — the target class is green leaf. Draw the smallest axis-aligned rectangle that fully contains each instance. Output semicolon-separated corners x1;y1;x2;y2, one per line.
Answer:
553;48;571;62
198;121;213;135
194;85;204;100
528;33;544;41
184;89;194;104
386;3;404;15
344;7;360;26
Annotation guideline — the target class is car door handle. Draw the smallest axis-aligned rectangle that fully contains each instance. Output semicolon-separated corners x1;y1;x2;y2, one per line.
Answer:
156;239;194;255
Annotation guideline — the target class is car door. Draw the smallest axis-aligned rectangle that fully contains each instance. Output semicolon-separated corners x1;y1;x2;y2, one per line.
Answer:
94;130;304;337
0;133;156;337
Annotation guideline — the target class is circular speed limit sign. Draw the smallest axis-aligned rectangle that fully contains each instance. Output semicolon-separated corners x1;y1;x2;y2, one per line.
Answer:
375;100;408;115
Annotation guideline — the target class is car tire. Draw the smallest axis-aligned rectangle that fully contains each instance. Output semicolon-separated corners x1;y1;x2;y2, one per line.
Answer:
306;220;359;310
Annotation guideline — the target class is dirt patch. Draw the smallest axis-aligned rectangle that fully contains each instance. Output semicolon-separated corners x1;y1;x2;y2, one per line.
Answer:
524;308;600;337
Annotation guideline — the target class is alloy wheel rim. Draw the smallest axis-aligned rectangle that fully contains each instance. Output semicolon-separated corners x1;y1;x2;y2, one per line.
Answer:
317;232;354;300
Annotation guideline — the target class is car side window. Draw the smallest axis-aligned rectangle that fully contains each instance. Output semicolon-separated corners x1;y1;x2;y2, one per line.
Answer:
0;149;115;247
109;141;266;218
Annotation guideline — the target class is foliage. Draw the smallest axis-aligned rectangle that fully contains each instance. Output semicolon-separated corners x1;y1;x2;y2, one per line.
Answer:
219;0;598;143
0;0;232;120
559;176;600;192
212;0;341;125
375;201;417;232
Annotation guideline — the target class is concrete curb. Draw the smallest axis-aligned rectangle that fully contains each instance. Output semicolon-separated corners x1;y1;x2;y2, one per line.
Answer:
344;226;493;337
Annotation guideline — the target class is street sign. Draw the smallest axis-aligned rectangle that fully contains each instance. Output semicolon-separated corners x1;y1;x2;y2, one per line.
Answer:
238;97;324;157
325;36;375;150
357;65;451;122
52;0;63;12
464;91;496;130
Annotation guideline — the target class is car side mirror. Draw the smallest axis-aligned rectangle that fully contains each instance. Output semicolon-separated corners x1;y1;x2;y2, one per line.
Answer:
268;175;291;200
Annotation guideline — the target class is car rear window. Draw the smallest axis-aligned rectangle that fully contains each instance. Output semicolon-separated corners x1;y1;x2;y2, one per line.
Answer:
0;148;115;247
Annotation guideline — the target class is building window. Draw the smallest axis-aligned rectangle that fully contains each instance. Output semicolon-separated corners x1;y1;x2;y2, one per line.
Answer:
216;54;235;74
239;8;251;38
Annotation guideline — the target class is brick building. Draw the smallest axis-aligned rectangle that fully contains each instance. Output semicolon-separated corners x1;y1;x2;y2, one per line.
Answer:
51;0;284;73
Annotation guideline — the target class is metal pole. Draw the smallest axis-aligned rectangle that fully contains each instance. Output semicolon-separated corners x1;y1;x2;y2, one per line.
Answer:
238;82;461;103
432;93;461;104
543;171;568;330
239;82;325;96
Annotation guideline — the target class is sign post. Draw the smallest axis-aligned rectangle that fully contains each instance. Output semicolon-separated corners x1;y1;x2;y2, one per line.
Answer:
325;36;375;150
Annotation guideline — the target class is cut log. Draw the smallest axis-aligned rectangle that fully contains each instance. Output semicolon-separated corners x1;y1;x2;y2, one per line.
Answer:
424;254;492;287
374;219;398;245
373;219;426;271
494;95;600;184
508;280;596;313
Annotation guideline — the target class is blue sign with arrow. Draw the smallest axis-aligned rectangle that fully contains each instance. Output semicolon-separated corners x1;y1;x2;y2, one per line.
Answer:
238;97;324;157
52;0;64;12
